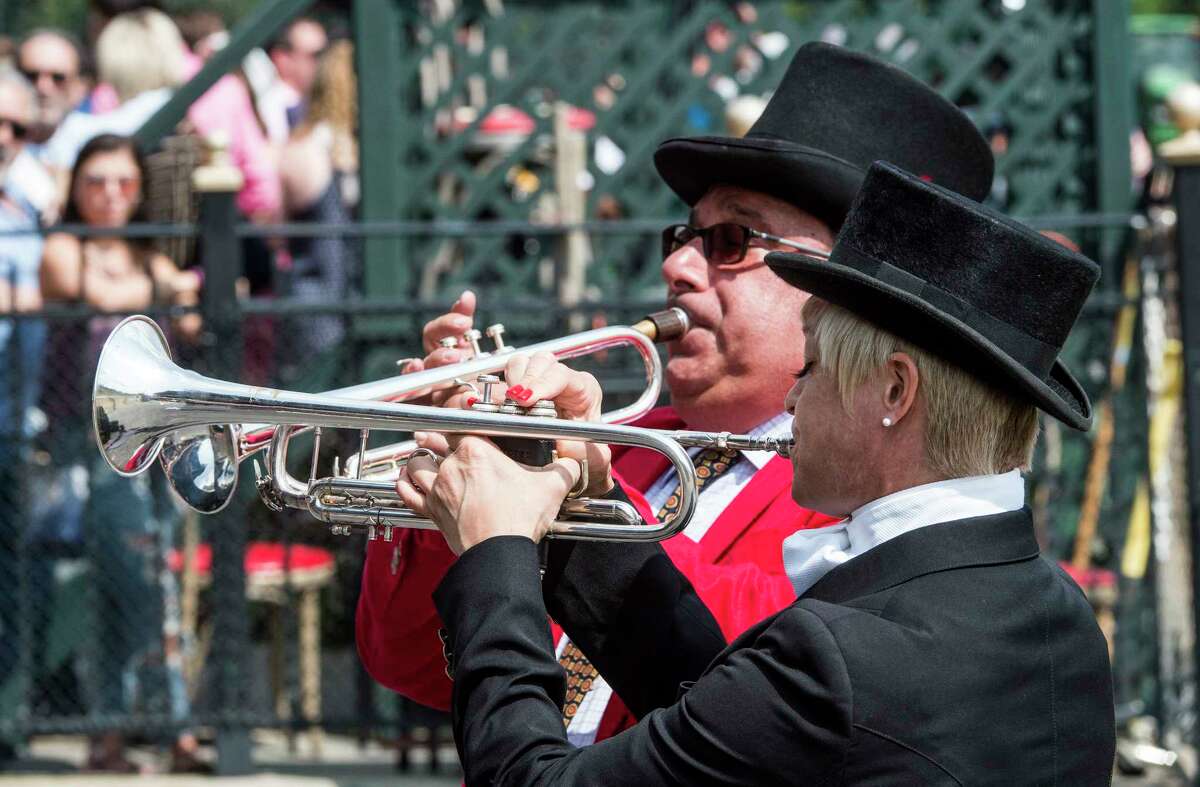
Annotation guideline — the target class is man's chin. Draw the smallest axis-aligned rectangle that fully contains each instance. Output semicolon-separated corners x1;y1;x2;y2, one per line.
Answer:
664;357;715;401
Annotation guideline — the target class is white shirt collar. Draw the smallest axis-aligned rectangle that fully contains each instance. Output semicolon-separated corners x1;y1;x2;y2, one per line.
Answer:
782;470;1025;597
739;412;792;470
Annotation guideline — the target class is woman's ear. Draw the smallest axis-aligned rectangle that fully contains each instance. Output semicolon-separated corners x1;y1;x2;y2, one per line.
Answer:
881;352;920;426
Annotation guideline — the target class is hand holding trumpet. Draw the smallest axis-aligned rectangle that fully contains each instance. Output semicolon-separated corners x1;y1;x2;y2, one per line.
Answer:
397;353;613;555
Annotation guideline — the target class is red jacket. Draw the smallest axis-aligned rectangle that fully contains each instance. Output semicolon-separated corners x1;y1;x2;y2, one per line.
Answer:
355;407;835;739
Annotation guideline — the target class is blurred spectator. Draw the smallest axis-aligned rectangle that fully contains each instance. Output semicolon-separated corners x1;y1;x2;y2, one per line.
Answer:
42;9;186;176
261;17;327;145
181;32;282;222
280;39;357;354
174;8;228;62
16;30;89;144
0;68;46;434
39;133;205;774
0;68;44;769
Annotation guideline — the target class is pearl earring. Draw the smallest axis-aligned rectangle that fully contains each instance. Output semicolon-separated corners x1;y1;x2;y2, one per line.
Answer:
882;417;893;428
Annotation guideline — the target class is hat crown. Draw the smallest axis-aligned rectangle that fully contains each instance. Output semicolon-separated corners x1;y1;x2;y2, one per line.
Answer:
837;162;1099;351
764;161;1099;430
653;42;995;227
744;42;994;201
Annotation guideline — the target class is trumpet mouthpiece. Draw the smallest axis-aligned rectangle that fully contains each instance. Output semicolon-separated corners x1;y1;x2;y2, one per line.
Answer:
635;307;690;343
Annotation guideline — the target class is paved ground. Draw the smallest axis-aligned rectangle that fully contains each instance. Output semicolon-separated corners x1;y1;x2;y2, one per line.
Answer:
0;730;462;786
0;729;1192;784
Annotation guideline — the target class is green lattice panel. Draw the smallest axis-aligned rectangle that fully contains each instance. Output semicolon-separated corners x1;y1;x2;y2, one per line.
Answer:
381;0;1103;302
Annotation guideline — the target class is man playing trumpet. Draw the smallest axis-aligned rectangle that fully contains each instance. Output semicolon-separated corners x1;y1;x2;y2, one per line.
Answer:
398;162;1115;784
356;42;996;744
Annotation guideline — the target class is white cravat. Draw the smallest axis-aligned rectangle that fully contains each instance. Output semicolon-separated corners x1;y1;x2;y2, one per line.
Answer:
782;470;1025;597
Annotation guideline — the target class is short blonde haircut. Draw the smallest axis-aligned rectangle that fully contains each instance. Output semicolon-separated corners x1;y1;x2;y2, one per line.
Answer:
802;298;1039;478
96;9;186;103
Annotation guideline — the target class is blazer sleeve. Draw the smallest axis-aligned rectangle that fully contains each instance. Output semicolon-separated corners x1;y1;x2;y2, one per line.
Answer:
541;531;728;718
355;529;458;709
434;536;853;786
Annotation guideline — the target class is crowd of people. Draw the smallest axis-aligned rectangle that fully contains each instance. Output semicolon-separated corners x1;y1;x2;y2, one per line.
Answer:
0;2;358;775
0;3;359;378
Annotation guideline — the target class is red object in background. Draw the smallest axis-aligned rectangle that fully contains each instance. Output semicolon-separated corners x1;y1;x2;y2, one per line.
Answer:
1058;561;1117;592
451;104;597;136
168;541;335;577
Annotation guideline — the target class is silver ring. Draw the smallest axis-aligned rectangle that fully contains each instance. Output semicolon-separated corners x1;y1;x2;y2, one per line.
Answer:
407;447;441;467
566;457;589;499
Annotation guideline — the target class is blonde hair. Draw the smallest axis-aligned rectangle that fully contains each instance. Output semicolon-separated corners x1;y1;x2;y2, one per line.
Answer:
96;9;186;103
304;40;357;171
802;298;1039;478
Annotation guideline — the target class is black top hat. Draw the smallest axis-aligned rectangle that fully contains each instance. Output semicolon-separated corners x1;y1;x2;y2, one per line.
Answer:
654;42;994;228
766;161;1099;431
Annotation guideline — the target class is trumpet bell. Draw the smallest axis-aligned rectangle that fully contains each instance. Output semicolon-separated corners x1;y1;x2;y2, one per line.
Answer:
160;424;240;513
93;315;175;476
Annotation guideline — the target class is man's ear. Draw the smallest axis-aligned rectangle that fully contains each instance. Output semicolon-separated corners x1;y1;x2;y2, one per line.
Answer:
881;352;920;426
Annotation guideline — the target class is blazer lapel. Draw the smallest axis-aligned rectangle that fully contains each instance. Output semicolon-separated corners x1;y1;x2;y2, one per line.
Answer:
801;508;1041;605
694;509;1042;678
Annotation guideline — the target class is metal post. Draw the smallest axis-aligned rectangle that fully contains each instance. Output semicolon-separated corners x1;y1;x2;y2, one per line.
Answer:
1090;1;1134;268
355;0;407;299
193;136;253;775
1160;80;1200;771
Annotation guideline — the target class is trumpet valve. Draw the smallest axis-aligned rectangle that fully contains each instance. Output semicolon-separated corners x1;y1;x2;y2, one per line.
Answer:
463;329;486;358
473;374;502;411
486;323;512;353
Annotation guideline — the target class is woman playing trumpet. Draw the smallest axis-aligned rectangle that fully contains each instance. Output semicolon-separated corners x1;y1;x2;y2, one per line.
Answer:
394;163;1115;785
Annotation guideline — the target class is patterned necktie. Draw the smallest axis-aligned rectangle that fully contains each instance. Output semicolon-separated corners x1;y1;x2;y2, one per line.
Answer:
559;447;742;728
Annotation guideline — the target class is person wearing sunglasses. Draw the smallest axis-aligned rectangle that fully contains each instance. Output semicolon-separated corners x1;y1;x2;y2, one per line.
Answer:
16;29;88;144
356;43;996;750
0;67;46;769
401;160;1116;787
38;133;208;773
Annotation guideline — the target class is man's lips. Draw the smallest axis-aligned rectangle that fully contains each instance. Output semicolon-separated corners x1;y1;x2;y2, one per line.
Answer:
667;302;713;333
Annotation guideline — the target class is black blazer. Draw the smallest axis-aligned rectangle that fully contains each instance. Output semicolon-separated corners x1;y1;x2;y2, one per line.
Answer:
433;508;1115;785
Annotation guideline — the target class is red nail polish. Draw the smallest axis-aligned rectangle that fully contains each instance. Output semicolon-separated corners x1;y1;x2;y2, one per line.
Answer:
515;388;534;402
466;397;478;407
506;386;525;399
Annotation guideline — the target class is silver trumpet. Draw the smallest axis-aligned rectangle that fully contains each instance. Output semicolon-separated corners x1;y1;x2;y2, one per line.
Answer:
93;316;793;542
157;308;689;514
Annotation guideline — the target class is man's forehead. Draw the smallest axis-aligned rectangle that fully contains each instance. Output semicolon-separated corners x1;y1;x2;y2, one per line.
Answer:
690;184;824;236
20;34;79;68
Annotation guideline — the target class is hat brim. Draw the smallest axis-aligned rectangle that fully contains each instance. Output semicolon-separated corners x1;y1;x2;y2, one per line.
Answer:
654;136;866;227
766;250;1093;431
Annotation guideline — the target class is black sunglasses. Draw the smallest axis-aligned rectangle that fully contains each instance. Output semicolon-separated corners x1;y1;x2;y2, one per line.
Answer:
0;117;28;140
661;223;829;265
19;68;68;86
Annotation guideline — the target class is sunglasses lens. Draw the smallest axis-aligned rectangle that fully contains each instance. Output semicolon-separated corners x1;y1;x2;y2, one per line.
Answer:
0;118;26;139
708;223;748;264
662;225;691;259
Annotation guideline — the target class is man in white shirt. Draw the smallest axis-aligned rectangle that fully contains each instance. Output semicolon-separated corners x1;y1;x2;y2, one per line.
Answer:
260;17;327;146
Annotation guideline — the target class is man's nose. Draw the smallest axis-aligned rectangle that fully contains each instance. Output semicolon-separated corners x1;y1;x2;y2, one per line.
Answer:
661;239;707;295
